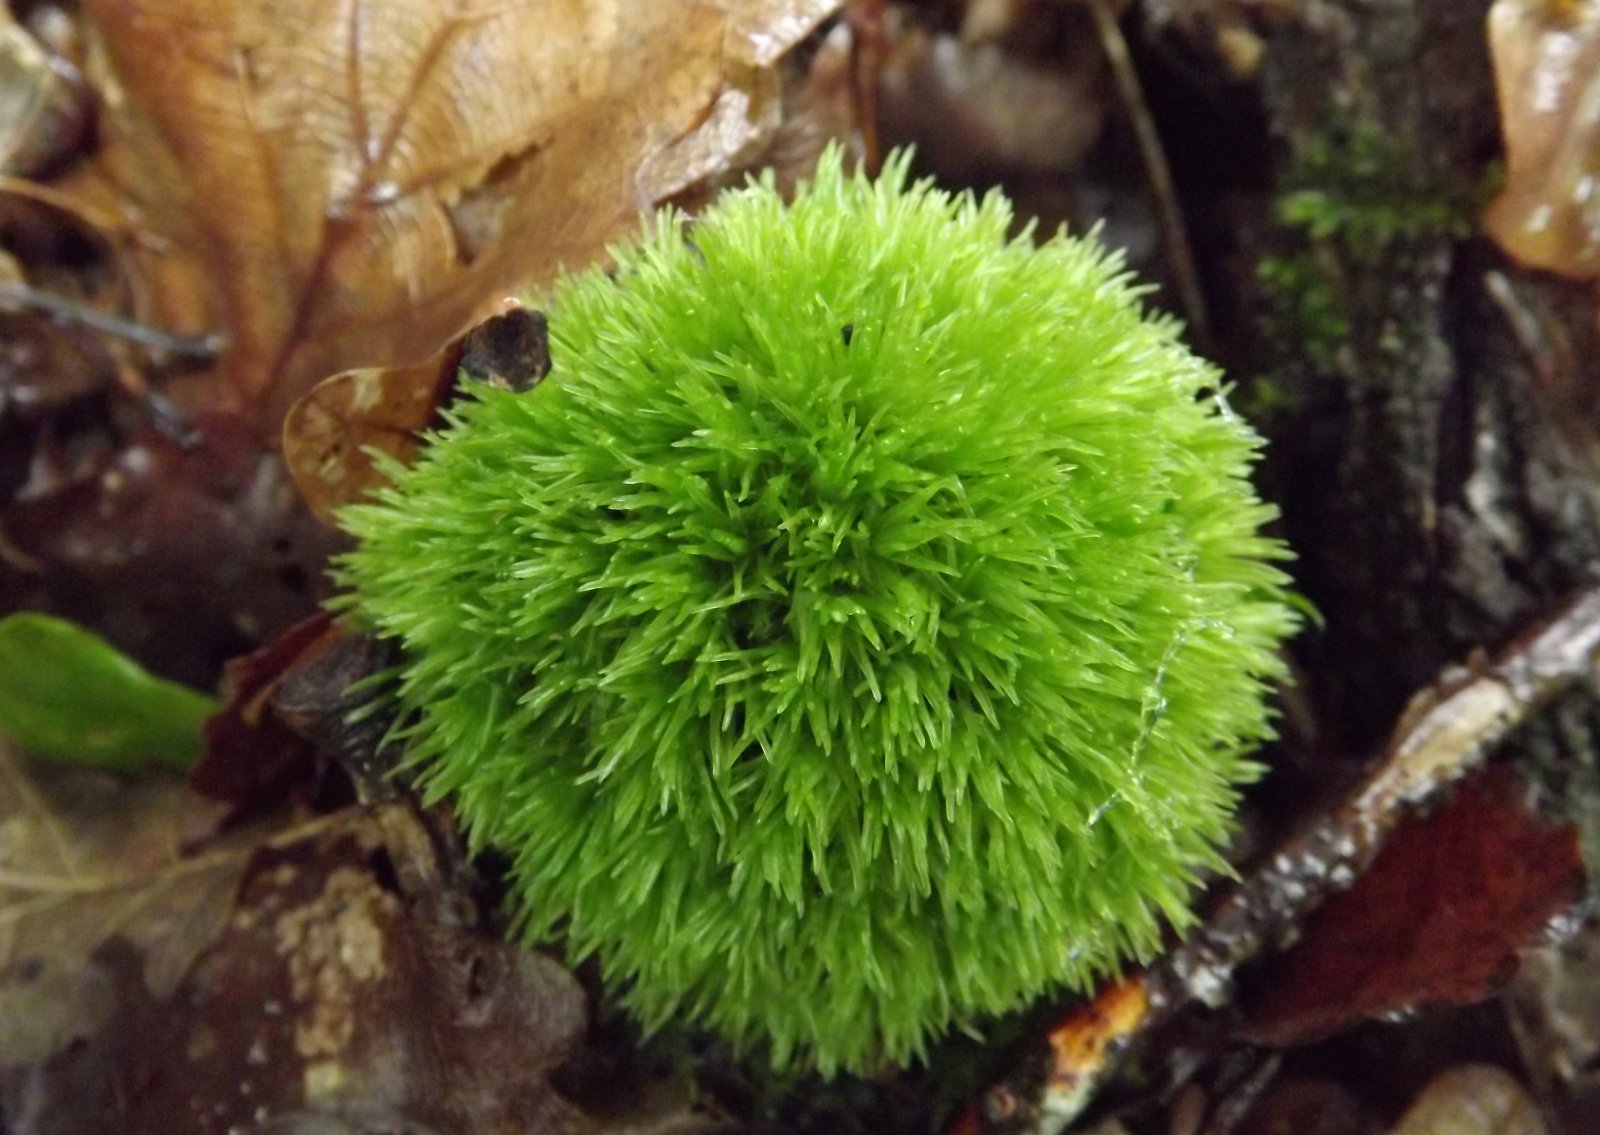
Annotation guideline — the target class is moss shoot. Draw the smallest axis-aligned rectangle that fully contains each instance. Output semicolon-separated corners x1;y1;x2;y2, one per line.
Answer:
335;148;1298;1077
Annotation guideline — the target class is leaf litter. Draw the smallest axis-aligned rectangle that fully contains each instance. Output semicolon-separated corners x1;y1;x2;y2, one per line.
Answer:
0;744;245;1064
8;2;1600;1133
2;740;731;1134
2;0;842;682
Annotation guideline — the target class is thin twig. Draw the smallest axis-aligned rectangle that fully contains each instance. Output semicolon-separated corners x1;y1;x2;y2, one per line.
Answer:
113;363;205;449
0;281;228;360
0;809;359;900
0;175;138;244
959;584;1600;1135
846;0;887;175
1081;0;1211;352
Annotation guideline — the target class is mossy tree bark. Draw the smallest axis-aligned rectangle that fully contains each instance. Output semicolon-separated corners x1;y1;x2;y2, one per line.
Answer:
1245;0;1600;758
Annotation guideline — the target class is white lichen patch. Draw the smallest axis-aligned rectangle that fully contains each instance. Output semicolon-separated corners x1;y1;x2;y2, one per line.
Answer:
272;864;401;1099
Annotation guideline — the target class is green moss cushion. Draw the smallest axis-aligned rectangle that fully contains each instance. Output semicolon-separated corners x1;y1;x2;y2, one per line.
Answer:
335;148;1298;1076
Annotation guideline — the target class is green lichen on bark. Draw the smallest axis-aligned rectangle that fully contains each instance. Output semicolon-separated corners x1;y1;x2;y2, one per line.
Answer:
1258;116;1474;378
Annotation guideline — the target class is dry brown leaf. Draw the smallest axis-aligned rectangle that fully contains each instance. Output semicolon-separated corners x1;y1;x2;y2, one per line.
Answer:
1483;0;1600;279
3;2;840;682
62;0;841;428
1386;1065;1545;1135
0;744;239;1063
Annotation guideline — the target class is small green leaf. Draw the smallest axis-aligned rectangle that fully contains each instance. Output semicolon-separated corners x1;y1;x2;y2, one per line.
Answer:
0;613;217;771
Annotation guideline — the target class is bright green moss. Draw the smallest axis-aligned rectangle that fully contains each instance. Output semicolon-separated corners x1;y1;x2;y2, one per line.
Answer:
335;148;1298;1077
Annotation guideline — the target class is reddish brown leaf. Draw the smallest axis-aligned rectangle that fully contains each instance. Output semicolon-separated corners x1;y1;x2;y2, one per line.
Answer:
192;611;343;818
1235;766;1586;1047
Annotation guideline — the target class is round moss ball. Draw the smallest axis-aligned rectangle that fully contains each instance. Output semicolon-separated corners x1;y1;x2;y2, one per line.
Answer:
335;148;1298;1077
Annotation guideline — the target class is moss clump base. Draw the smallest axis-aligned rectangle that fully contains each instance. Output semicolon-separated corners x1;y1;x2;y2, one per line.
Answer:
336;149;1298;1077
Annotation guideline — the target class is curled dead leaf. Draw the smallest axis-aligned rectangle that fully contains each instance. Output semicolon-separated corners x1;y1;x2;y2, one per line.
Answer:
5;1;843;682
1484;0;1600;279
283;307;549;527
283;348;466;529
